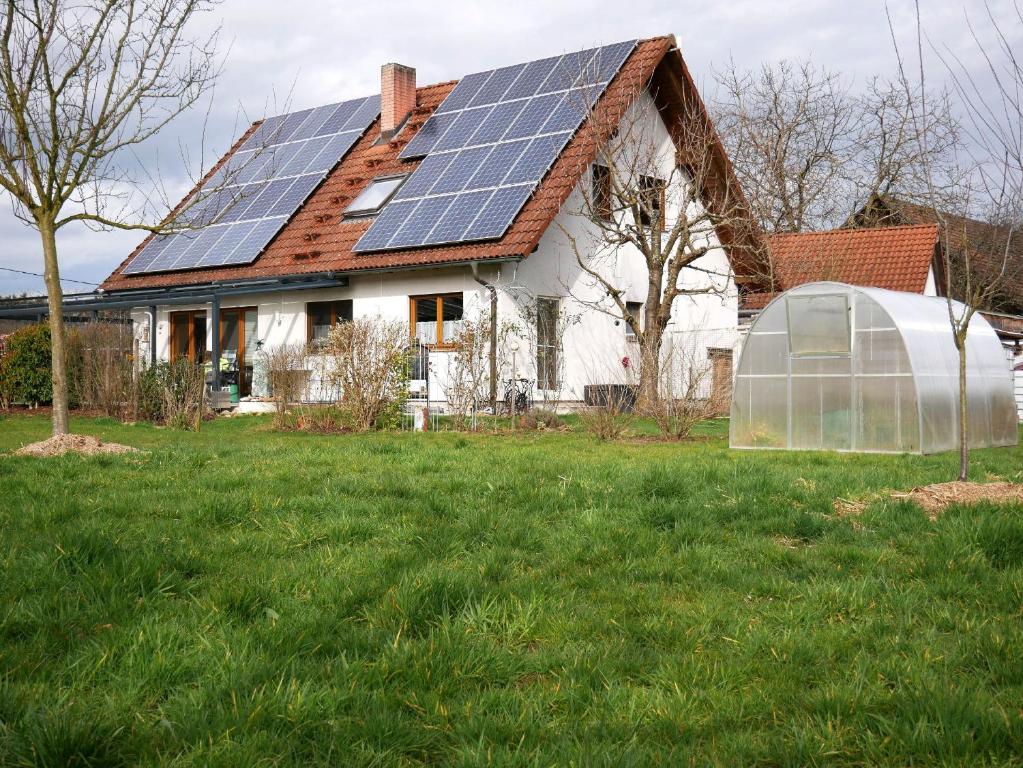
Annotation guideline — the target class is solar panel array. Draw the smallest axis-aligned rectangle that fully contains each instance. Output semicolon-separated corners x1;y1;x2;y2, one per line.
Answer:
123;95;380;274
353;40;637;253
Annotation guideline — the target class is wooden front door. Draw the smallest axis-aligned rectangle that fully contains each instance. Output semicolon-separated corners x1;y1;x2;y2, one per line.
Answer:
219;307;258;396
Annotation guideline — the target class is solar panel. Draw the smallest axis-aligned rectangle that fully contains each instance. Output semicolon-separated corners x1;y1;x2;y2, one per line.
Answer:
122;94;380;275
355;39;636;253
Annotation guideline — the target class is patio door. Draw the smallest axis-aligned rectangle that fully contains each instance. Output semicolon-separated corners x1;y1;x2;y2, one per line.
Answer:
219;307;258;396
170;310;207;364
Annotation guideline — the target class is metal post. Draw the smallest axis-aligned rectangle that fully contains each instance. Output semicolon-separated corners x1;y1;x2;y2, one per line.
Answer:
510;345;518;430
210;294;221;392
148;305;157;366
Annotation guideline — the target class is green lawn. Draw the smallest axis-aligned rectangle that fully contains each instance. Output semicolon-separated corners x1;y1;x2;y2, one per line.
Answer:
1;413;1021;767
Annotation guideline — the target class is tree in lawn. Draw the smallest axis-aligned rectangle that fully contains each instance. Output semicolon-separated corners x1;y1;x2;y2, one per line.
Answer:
0;1;221;436
711;58;961;233
559;79;764;411
891;1;1023;480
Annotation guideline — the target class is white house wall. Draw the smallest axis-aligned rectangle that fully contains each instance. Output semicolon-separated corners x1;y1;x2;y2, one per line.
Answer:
132;89;739;408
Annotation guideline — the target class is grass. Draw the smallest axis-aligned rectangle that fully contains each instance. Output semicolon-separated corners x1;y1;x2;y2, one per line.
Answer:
0;413;1021;767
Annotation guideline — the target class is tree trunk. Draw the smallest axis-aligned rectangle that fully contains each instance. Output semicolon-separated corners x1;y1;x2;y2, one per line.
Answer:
39;218;70;436
636;330;661;412
957;335;968;482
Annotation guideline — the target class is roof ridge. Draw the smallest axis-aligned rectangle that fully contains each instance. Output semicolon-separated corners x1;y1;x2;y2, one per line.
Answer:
767;223;939;239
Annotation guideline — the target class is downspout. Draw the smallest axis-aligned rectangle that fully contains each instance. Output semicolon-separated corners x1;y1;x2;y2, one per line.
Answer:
471;262;499;411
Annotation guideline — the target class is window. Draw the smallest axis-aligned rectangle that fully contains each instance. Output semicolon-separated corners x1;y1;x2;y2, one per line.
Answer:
307;300;353;347
786;294;850;355
344;175;406;217
624;301;643;339
638;175;666;230
410;294;463;347
536;297;560;390
592;164;612;220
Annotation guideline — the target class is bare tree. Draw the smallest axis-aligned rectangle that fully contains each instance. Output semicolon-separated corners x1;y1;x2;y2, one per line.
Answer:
0;1;222;436
890;0;1023;480
712;59;960;233
559;82;762;410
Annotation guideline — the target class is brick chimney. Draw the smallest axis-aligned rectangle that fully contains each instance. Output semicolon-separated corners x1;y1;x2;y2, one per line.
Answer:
380;62;416;140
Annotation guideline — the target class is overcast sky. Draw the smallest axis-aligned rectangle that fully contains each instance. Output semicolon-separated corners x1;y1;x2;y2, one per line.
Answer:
1;0;1017;295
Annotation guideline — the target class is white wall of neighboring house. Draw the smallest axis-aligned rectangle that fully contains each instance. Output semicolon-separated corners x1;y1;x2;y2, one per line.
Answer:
131;88;739;410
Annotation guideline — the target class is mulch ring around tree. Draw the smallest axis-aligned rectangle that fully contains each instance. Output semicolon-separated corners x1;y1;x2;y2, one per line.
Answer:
835;481;1023;522
13;433;138;457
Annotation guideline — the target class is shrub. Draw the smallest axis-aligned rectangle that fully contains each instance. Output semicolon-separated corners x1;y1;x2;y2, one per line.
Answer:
66;323;134;416
293;405;357;434
446;314;491;430
579;388;635;440
264;343;308;429
520;408;563;431
645;350;714;440
160;359;206;430
0;324;52;407
127;363;167;423
321;318;409;431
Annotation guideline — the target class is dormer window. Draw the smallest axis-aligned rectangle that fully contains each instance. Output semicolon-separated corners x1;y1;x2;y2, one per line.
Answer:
345;175;407;218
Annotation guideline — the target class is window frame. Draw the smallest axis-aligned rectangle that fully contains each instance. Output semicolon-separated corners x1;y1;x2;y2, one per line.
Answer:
343;174;408;218
624;301;643;340
638;174;667;231
592;164;613;221
409;293;464;349
535;296;561;391
306;299;353;348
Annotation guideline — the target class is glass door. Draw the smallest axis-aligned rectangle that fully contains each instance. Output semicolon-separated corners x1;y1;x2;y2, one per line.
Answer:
170;310;207;363
219;307;258;396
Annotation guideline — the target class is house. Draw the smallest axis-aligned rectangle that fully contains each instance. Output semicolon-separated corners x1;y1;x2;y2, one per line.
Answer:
738;223;1023;420
82;35;763;411
851;195;1023;317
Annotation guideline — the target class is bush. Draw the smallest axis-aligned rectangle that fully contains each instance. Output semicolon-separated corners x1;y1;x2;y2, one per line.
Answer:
66;323;134;416
128;363;167;423
321;318;409;431
118;360;205;429
580;388;635;440
264;343;308;429
645;352;714;441
520;408;563;430
0;324;52;407
159;359;206;430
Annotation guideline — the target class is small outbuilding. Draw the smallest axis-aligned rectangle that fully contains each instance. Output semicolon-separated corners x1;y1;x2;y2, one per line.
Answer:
731;282;1019;454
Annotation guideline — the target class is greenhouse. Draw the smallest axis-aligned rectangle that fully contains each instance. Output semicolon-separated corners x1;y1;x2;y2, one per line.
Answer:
731;282;1018;454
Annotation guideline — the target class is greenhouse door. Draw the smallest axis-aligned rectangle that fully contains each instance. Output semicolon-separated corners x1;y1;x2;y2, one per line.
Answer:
787;294;854;451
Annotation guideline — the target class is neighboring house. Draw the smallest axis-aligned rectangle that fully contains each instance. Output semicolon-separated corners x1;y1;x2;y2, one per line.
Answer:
83;35;762;409
739;223;1023;419
852;195;1023;316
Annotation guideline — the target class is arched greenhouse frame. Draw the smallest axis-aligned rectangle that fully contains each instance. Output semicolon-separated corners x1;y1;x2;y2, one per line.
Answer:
730;282;1018;454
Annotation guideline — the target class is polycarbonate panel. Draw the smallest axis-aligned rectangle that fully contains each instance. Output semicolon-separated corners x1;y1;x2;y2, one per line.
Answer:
123;94;379;275
787;294;850;355
791;376;852;451
730;282;1016;454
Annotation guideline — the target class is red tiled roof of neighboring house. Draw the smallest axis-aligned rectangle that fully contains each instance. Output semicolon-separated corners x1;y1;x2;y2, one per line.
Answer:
740;224;939;310
101;36;764;293
852;196;1023;315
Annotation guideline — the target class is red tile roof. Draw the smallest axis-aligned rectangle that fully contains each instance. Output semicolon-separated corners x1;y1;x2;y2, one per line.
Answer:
741;224;939;310
102;36;765;294
100;38;660;291
853;196;1023;315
